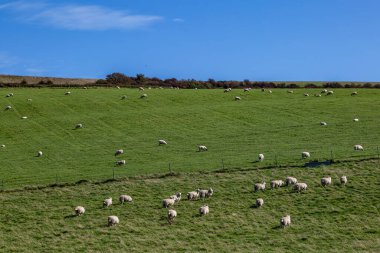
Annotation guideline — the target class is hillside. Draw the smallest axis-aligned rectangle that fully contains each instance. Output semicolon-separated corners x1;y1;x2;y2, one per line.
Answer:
0;74;97;85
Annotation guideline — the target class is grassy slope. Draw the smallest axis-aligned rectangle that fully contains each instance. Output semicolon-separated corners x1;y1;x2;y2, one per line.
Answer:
0;74;96;85
0;159;379;252
0;88;380;189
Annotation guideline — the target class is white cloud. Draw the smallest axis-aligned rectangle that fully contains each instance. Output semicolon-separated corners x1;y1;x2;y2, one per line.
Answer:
173;18;184;23
0;1;163;30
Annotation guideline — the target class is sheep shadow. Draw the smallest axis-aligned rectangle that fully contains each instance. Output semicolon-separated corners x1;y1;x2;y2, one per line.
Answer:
304;160;333;168
64;214;77;219
272;225;283;230
250;204;260;209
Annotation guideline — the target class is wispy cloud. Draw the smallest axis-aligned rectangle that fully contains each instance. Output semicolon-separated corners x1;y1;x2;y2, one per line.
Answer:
173;18;184;23
0;1;163;30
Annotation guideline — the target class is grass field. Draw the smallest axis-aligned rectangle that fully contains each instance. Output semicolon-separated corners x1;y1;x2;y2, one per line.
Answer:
0;88;380;189
0;159;379;252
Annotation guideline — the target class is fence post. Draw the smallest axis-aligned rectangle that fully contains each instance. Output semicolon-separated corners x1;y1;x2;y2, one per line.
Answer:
221;159;224;170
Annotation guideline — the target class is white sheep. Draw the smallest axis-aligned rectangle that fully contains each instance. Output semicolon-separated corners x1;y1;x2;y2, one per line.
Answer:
1;144;5;148
162;198;175;208
270;180;284;189
169;192;182;202
269;90;272;94
5;93;14;97
75;123;83;129
108;216;119;226
5;105;12;110
285;177;298;186
235;96;241;101
280;215;291;227
301;152;310;159
27;98;32;101
158;140;167;145
351;91;358;96
244;88;250;92
321;89;328;94
353;118;359;122
304;93;309;97
116;160;126;166
254;182;266;192
167;209;177;224
37;151;43;157
354;145;364;151
74;206;85;216
187;189;200;200
256;198;264;208
321;176;332;187
121;95;127;100
340;176;347;185
198;145;208;152
224;88;231;93
140;94;147;98
103;197;112;207
315;94;321;97
258;153;265;162
199;205;209;215
320;122;327;126
287;90;294;94
116;86;120;89
119;195;133;204
199;188;213;199
293;182;308;192
139;87;144;91
115;149;124;156
21;116;28;119
326;90;334;95
65;91;71;95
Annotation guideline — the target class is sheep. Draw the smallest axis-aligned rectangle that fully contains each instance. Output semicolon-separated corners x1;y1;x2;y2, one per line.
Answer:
5;93;14;97
108;216;119;226
65;91;71;95
162;198;175;208
1;144;5;148
353;118;359;122
75;123;83;129
116;86;120;89
320;122;327;126
121;95;127;100
354;145;364;151
116;160;126;166
5;105;12;110
293;182;308;192
326;90;334;95
37;151;43;157
270;180;284;189
103;197;112;207
321;177;332;187
140;94;148;98
351;91;358;96
139;87;144;91
301;151;310;159
199;205;209;216
340;176;347;185
198;145;208;152
280;215;291;227
287;90;293;94
27;98;32;101
235;96;241;101
254;182;266;192
268;90;272;94
304;93;309;97
21;116;28;119
258;153;265;162
169;192;182;202
115;149;124;156
244;88;251;92
315;94;321;97
167;209;177;224
224;88;232;93
74;206;85;216
119;195;133;204
256;198;264;208
285;177;298;186
187;189;200;200
199;188;213;199
158;139;167;145
321;89;328;94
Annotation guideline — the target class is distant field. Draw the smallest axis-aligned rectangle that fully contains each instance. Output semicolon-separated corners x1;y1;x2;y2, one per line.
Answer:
0;159;379;252
0;88;380;189
0;74;96;85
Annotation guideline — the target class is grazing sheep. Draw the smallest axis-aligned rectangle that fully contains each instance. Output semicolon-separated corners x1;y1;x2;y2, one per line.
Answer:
108;216;119;226
116;160;126;166
258;153;265;162
293;182;308;192
301;152;310;159
115;149;124;156
167;209;177;224
37;151;43;157
140;94;147;98
21;116;28;119
139;87;144;91
187;189;200;200
351;91;358;96
315;94;321;97
269;90;273;93
321;89;328;94
321;177;332;187
280;215;291;227
199;188;213;199
244;88;251;92
162;198;175;208
158;139;167;145
121;95;127;100
74;206;85;216
198;145;208;152
353;118;359;122
224;88;232;93
256;198;264;208
103;197;112;207
320;122;327;126
235;96;241;101
285;177;298;186
27;98;32;101
340;176;347;185
5;105;12;110
199;205;209;215
119;195;133;204
287;90;293;94
5;93;14;97
270;180;284;189
326;90;334;95
75;123;83;129
65;91;71;95
354;145;364;151
169;192;182;202
254;182;266;192
304;93;309;97
116;86;120;89
1;144;5;148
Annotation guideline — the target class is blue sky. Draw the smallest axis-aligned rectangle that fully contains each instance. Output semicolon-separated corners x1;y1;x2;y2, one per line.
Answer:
0;0;379;81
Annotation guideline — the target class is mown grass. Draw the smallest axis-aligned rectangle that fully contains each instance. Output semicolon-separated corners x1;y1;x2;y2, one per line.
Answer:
0;88;380;189
0;159;379;252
